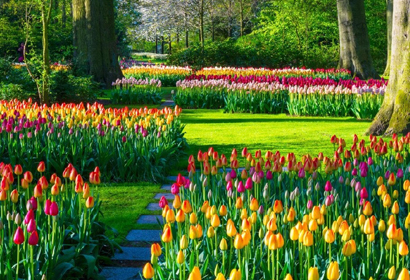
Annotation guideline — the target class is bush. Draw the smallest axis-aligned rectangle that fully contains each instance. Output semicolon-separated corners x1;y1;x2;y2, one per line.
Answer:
50;71;98;103
0;83;32;100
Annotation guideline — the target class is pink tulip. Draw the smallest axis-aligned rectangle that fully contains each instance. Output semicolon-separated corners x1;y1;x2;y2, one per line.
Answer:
27;219;36;233
50;202;59;216
226;181;233;191
298;168;305;178
159;196;168;209
245;178;253;190
237;181;245;193
171;184;179;195
44;199;51;215
360;187;368;200
24;209;34;225
397;168;404;178
325;181;332;192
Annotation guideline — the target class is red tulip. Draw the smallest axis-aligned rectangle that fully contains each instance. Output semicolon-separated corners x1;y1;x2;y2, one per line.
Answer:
14;164;23;175
24;171;33;183
28;230;39;246
13;226;25;245
86;197;95;209
37;161;45;173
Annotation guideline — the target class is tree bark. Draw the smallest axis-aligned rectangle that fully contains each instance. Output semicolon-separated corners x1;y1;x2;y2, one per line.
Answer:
199;0;205;49
41;0;53;105
383;0;393;76
73;0;122;87
62;0;66;28
336;0;380;79
367;0;410;136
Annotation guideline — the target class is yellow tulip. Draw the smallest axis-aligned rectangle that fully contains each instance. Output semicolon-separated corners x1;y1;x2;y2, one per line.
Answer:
308;267;319;280
188;266;201;280
142;263;154;279
327;261;339;280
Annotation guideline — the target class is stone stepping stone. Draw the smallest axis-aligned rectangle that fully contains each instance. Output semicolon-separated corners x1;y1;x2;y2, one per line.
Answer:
137;215;163;225
154;193;174;200
146;203;161;211
166;175;188;182
160;100;175;108
100;267;142;280
113;247;151;261
126;230;161;242
161;184;172;191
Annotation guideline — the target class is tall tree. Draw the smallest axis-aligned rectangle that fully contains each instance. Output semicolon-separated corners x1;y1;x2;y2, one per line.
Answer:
367;0;410;136
337;0;379;79
72;0;122;87
383;0;393;76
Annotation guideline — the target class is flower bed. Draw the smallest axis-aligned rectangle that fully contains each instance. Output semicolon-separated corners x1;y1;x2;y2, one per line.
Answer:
0;100;186;182
110;77;162;105
175;77;387;118
0;162;115;279
142;133;410;280
195;67;352;80
123;66;192;87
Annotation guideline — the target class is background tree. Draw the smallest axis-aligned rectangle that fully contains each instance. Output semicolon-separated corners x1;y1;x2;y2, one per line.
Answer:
336;0;379;79
72;0;122;87
367;0;410;135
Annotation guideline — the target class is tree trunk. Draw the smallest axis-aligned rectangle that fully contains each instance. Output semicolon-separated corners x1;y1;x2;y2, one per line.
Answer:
185;30;189;48
41;0;53;105
155;35;158;53
336;0;380;79
367;0;410;136
200;0;205;49
239;0;244;37
383;0;393;76
73;0;122;87
169;34;172;54
161;35;164;54
62;0;66;28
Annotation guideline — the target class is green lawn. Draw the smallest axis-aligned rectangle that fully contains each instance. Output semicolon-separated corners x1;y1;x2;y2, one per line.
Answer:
99;108;386;243
180;109;376;164
98;182;163;242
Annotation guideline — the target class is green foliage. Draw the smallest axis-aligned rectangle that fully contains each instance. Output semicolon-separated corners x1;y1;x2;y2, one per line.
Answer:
168;39;279;68
50;70;98;103
109;87;162;105
0;83;32;100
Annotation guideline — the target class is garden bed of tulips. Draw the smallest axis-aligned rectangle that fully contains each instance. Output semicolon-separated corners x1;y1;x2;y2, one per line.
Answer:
0;162;117;280
174;76;387;118
123;66;193;87
142;133;410;280
0;100;187;182
195;67;353;80
110;77;162;105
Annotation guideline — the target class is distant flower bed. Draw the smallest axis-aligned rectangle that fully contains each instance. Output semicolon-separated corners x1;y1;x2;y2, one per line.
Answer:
174;72;387;119
195;67;352;80
110;77;162;105
0;100;186;182
123;65;192;87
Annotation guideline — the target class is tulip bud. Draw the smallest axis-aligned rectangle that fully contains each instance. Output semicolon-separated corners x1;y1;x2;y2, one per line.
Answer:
142;263;154;279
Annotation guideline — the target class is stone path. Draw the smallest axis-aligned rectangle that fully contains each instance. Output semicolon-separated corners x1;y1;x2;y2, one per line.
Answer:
100;176;177;280
159;99;175;109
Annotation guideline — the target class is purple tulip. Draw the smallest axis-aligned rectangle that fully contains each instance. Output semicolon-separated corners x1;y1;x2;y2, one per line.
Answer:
307;200;313;210
397;168;404;178
298;168;305;178
266;170;273;180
